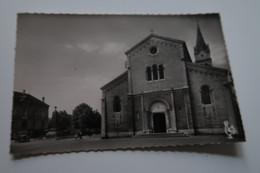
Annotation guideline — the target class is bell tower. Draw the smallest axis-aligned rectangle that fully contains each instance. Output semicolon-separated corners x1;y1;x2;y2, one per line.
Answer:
194;23;212;66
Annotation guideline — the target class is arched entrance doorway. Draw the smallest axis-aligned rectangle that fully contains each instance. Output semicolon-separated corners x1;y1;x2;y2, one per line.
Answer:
150;101;169;133
153;113;166;133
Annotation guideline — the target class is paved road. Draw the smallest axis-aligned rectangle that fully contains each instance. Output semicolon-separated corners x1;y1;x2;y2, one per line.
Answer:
10;135;242;157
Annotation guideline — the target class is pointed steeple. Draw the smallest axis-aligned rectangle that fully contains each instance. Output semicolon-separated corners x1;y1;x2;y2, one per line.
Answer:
195;23;208;53
194;22;212;66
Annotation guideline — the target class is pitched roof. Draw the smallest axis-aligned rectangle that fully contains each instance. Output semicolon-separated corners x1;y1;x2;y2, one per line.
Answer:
13;91;49;107
100;71;128;90
125;33;185;55
186;62;228;74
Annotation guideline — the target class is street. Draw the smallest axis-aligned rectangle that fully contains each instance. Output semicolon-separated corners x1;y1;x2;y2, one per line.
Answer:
10;135;243;157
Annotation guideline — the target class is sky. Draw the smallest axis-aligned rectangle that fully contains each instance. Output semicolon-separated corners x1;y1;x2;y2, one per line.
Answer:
13;13;230;116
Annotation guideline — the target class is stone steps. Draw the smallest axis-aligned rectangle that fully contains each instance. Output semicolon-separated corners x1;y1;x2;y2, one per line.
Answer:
134;133;188;138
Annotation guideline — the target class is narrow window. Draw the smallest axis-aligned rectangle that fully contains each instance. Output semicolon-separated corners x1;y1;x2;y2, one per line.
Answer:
159;65;164;79
21;121;27;130
33;121;36;129
152;64;158;80
23;109;26;116
146;67;152;81
201;85;212;104
113;96;121;112
203;107;207;116
33;110;36;117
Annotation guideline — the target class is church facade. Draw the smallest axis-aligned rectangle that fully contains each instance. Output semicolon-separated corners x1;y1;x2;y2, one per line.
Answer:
100;25;244;138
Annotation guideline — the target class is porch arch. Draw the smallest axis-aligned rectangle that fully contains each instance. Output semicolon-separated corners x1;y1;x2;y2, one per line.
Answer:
147;98;171;111
147;100;170;133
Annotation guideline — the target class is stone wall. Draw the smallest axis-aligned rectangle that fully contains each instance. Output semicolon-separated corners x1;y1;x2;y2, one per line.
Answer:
101;73;132;137
186;63;237;134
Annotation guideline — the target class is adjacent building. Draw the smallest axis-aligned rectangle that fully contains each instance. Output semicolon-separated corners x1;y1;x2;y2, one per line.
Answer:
11;90;49;139
100;25;244;138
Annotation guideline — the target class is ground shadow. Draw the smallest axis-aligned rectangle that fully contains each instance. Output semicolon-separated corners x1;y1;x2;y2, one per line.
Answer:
137;142;239;157
12;142;241;160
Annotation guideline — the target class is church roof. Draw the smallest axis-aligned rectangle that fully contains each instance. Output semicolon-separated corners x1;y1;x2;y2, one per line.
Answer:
125;33;186;55
186;62;228;74
100;71;128;90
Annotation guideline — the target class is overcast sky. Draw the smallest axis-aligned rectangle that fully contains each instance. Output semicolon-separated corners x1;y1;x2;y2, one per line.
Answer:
14;14;229;116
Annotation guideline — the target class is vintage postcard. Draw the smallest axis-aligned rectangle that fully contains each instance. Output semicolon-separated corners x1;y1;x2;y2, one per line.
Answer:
10;13;245;157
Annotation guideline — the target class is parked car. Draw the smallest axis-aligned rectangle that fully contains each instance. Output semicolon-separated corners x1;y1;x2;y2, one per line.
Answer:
45;131;57;139
17;133;30;143
45;130;73;140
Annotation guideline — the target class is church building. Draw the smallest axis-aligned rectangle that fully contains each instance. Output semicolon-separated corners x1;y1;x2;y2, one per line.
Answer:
100;25;244;138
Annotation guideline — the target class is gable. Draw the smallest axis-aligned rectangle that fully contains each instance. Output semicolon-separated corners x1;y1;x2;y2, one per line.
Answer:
125;33;192;62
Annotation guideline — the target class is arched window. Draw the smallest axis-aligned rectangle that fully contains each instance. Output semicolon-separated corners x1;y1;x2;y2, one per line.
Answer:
159;65;164;79
201;85;212;104
145;64;165;81
113;96;121;112
146;67;152;81
152;64;158;80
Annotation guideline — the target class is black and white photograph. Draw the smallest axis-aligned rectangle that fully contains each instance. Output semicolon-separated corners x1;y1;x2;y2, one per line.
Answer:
10;13;245;157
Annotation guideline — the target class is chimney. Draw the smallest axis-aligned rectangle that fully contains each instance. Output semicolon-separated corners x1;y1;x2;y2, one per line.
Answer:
23;89;26;93
42;97;45;102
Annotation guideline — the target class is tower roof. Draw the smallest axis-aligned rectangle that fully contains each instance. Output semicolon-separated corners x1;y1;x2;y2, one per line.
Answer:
195;24;208;51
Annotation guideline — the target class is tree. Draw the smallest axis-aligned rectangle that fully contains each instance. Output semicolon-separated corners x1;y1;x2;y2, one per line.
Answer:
72;103;101;135
49;110;72;131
